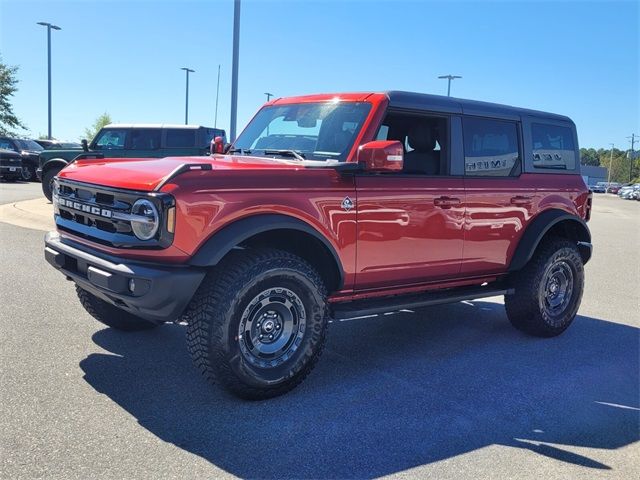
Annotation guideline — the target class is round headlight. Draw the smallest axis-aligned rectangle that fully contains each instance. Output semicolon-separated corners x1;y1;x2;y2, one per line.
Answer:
131;199;159;240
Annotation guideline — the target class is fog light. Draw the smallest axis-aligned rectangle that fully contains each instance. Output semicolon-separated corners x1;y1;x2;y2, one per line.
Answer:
128;278;136;293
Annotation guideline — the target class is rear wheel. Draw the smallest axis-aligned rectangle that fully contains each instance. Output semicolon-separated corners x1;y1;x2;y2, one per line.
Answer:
505;238;584;337
42;167;62;201
185;248;328;400
76;286;160;331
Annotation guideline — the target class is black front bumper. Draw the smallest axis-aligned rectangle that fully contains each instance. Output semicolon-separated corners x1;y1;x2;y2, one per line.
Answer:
44;231;206;324
1;165;22;177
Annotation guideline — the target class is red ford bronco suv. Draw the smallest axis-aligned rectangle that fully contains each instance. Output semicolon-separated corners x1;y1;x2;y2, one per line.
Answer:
44;92;592;399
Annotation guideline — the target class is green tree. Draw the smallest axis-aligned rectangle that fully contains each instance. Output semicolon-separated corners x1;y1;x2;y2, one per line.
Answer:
0;56;26;136
580;148;600;166
82;113;112;141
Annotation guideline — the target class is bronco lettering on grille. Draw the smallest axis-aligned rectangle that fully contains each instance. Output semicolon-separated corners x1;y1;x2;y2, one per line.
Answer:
58;197;113;218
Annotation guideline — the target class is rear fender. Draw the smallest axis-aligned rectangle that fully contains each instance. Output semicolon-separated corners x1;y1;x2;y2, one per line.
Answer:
508;209;591;271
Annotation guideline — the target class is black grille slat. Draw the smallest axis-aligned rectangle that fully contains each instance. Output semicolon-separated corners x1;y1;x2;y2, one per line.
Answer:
55;179;173;249
57;180;136;243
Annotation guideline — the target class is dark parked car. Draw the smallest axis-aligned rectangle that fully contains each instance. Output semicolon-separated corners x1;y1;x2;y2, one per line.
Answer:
0;137;44;181
0;148;23;181
607;183;622;194
35;139;83;150
38;124;227;201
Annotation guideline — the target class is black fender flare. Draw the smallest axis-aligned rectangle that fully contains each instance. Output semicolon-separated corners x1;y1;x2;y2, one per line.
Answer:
189;213;345;287
508;209;592;272
41;158;69;175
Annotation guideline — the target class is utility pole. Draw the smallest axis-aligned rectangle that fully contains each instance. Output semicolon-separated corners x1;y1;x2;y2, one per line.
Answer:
607;143;614;188
214;64;221;128
230;0;241;142
627;134;637;182
438;75;462;97
37;22;61;140
181;67;195;124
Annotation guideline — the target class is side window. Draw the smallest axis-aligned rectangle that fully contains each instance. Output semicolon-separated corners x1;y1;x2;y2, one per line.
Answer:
463;118;520;176
129;129;161;150
94;129;127;150
0;138;16;151
166;129;196;148
377;112;449;175
531;123;576;170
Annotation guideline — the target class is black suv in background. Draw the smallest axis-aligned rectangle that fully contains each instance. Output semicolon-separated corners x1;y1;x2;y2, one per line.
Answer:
0;137;43;182
38;124;226;200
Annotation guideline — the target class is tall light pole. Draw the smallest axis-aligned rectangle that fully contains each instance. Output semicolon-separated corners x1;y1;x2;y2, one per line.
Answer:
607;143;614;188
181;67;195;125
230;0;241;142
37;22;61;140
438;74;462;97
214;64;221;128
627;134;637;182
264;93;274;136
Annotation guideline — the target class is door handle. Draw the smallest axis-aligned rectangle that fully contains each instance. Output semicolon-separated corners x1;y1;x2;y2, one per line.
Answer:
434;196;461;208
510;196;533;205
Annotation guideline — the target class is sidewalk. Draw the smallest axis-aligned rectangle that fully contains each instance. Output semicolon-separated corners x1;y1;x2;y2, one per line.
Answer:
0;198;54;231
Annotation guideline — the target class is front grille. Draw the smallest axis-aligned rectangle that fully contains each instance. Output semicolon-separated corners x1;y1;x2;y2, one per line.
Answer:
55;179;174;249
0;158;21;166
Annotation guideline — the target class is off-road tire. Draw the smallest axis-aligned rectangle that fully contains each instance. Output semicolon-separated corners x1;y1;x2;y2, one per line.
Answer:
76;286;160;331
42;167;62;202
505;238;584;337
184;248;328;400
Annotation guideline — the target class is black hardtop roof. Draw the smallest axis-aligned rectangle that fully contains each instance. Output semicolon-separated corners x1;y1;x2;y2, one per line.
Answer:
385;90;573;123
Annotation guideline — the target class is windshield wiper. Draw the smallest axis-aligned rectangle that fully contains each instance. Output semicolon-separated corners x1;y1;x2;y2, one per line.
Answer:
228;148;252;155
263;149;306;161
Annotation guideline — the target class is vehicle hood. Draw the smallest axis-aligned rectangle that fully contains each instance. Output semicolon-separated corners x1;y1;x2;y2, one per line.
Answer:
57;154;311;191
0;148;21;159
39;149;85;160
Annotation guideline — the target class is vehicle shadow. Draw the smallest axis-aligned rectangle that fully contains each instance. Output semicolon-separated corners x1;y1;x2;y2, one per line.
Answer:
80;301;639;478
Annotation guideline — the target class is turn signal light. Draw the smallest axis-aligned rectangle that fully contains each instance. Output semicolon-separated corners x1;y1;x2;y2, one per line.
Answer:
166;207;176;233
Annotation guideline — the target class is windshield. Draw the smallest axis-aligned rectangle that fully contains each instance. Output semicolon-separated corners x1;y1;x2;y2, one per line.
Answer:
93;129;127;150
234;102;371;161
15;139;44;151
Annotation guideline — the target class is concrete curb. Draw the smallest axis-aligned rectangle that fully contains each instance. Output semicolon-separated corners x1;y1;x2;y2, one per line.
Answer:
0;198;54;232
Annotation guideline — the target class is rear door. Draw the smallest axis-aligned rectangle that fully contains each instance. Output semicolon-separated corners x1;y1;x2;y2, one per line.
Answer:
461;116;536;276
355;111;465;290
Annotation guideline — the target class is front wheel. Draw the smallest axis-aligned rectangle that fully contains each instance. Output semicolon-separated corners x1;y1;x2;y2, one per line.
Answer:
185;249;328;400
505;238;584;337
42;167;62;202
21;165;36;182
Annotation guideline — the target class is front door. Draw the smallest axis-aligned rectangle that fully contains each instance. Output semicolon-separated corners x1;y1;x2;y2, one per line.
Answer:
354;112;465;290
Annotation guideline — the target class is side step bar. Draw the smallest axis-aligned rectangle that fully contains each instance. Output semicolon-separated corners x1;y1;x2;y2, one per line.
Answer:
331;285;514;320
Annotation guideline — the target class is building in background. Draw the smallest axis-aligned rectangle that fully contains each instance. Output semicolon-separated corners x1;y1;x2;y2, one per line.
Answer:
581;165;608;186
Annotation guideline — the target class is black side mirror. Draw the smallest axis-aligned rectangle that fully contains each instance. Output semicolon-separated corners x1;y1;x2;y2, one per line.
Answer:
81;139;89;152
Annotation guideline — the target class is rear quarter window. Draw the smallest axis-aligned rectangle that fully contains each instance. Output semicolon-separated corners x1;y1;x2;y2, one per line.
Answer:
165;129;196;148
531;123;576;170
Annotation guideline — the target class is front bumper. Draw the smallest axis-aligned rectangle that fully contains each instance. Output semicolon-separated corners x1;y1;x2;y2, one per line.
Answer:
44;231;206;324
1;165;22;176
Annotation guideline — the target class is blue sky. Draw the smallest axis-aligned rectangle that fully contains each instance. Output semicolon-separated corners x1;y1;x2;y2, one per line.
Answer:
0;0;638;149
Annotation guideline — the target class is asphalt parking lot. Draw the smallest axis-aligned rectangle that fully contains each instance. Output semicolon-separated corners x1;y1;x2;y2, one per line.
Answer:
0;186;638;479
